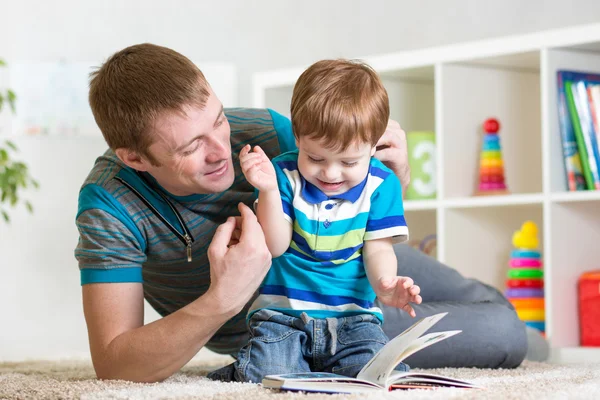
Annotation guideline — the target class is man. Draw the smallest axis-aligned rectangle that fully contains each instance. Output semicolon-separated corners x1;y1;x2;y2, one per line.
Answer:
75;43;531;383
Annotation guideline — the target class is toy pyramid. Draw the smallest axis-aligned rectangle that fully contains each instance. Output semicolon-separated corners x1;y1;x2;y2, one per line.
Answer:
504;221;545;335
475;118;509;195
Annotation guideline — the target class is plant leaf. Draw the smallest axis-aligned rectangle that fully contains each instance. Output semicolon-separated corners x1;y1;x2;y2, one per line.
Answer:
1;209;9;223
7;90;16;113
0;59;5;67
5;141;17;151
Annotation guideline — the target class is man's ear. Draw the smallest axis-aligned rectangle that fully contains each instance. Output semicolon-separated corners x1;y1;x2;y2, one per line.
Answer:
115;148;151;171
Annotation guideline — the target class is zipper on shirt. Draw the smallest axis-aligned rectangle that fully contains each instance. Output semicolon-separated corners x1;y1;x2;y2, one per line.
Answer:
114;175;195;262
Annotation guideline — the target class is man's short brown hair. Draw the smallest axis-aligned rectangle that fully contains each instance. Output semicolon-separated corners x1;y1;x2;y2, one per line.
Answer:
290;59;389;151
89;43;210;165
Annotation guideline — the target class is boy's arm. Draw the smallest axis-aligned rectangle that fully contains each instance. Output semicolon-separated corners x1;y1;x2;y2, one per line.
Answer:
240;144;293;257
255;189;293;257
363;238;421;317
363;165;420;316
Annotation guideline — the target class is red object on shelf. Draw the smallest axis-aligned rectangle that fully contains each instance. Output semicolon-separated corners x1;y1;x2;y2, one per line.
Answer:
579;271;600;346
483;118;500;133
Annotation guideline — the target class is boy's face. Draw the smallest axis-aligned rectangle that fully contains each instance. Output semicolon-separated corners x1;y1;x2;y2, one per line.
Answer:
142;88;235;196
296;136;376;196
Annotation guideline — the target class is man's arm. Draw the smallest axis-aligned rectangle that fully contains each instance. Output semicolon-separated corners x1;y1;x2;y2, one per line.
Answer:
83;282;235;382
82;203;271;383
375;120;411;194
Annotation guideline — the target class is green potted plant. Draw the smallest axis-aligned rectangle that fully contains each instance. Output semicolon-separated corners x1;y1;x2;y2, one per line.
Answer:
0;58;38;222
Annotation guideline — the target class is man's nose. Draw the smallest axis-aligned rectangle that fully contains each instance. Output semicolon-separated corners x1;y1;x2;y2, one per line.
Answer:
205;137;229;164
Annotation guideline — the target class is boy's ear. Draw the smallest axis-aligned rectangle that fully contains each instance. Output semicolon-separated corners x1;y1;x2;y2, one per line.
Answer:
370;146;377;157
115;148;151;172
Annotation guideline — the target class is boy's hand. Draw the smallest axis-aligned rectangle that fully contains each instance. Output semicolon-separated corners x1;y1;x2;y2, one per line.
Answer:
240;144;277;192
376;276;422;317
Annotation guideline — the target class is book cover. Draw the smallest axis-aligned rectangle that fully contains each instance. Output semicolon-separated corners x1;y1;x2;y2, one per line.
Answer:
559;70;600;190
556;71;586;191
564;80;600;190
589;84;600;153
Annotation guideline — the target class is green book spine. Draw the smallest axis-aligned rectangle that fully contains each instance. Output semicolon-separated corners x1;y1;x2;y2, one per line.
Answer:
565;80;594;190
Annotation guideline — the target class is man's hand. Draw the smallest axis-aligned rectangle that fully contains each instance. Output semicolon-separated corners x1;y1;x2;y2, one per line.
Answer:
240;144;278;192
374;120;411;194
375;276;422;317
206;202;272;315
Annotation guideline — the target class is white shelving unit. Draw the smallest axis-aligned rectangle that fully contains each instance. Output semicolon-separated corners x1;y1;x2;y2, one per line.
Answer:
252;23;600;364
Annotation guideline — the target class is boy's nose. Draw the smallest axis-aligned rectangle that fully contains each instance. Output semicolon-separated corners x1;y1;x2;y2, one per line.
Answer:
322;166;340;181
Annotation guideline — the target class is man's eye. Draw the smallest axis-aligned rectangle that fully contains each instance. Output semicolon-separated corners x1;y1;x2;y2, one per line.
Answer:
308;156;324;163
215;118;225;128
182;144;199;156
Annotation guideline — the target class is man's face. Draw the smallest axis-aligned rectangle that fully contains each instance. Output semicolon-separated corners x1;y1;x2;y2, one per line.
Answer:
296;136;376;196
144;89;234;196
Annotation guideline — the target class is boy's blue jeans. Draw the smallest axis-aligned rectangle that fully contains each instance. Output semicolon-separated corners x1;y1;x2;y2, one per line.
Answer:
207;308;409;383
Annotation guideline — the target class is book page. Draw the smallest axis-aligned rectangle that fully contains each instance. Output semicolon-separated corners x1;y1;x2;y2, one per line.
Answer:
389;330;462;372
356;312;448;386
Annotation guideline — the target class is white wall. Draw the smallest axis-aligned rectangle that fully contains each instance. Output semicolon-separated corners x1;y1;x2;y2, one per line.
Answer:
3;0;600;105
1;0;600;361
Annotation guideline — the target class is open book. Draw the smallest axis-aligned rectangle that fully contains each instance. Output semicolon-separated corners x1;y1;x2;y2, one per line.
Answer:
262;313;480;393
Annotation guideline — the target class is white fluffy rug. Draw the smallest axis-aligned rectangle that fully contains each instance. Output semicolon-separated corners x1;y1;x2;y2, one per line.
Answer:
2;358;599;400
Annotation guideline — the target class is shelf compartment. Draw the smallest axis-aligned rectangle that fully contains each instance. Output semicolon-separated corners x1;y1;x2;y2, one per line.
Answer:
444;204;543;291
401;209;438;260
547;201;600;348
542;47;600;194
439;60;542;199
381;66;435;133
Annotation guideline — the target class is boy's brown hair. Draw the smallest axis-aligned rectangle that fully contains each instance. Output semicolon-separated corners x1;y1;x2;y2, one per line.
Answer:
89;43;210;166
290;59;389;151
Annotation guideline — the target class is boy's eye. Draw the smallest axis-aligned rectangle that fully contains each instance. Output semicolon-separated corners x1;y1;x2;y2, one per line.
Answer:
343;161;358;167
308;156;324;163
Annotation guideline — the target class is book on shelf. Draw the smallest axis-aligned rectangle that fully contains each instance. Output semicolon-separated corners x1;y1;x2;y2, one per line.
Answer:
556;71;587;191
557;70;600;191
262;312;480;394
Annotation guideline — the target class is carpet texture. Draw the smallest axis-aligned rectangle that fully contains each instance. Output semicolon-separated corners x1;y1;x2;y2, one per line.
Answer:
2;358;599;400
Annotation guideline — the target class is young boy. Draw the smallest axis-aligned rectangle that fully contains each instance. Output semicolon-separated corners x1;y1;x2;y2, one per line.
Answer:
209;59;421;383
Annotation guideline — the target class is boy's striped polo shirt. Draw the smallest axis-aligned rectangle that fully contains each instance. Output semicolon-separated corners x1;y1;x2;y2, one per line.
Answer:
248;150;409;321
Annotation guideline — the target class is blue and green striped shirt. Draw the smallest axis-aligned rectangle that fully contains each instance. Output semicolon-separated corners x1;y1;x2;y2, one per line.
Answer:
248;150;409;321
